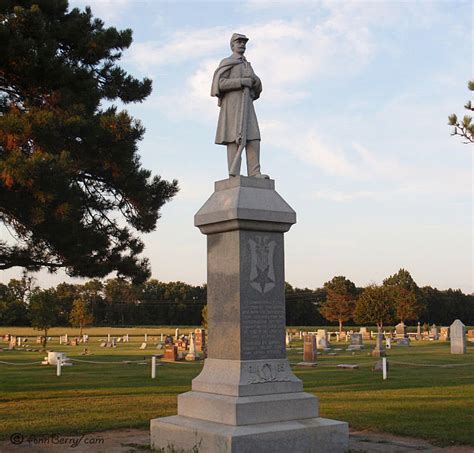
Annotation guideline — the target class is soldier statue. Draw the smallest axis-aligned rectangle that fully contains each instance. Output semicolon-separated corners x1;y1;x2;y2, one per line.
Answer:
211;33;269;179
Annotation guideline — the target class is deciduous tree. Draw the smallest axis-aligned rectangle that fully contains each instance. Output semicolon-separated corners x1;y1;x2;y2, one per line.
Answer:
320;276;357;333
383;268;425;323
354;284;395;332
69;297;93;335
29;288;60;347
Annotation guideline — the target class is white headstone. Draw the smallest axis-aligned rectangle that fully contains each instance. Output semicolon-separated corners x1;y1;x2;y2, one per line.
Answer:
185;333;197;361
47;351;66;365
316;329;328;350
450;319;466;354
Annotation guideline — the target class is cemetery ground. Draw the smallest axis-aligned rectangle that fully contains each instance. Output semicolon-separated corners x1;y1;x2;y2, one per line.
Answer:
0;328;473;451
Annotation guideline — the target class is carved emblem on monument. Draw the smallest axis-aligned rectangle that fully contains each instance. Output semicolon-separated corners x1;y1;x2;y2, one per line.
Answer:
249;236;276;294
246;361;291;384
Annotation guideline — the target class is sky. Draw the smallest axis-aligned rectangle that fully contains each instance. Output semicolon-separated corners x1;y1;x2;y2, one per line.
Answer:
1;0;472;293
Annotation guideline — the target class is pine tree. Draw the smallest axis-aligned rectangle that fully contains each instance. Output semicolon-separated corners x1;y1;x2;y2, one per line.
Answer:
448;80;474;144
0;1;178;283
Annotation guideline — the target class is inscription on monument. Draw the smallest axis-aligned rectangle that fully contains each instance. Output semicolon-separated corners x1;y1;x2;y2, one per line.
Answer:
249;236;276;294
241;299;285;359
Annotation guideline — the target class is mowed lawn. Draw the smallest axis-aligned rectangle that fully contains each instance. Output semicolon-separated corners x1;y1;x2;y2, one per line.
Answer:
0;328;473;447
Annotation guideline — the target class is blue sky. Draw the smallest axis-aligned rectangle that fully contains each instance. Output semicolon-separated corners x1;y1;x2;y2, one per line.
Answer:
1;0;472;292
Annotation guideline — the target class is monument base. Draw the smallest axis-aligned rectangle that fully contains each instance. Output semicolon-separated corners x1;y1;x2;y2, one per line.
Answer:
150;415;348;453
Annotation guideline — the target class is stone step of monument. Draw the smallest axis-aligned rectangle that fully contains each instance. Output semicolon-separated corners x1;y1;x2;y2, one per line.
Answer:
177;390;319;426
151;414;349;453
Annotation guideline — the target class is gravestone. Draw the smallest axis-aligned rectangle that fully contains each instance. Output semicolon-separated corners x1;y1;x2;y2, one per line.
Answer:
468;330;474;342
395;322;407;339
373;359;389;372
450;319;466;354
397;338;410;346
372;333;385;357
440;327;449;342
430;324;439;340
163;345;178;361
347;333;364;351
316;329;328;350
185;333;197;361
416;322;421;340
359;327;370;341
177;339;188;351
302;333;317;364
195;328;206;353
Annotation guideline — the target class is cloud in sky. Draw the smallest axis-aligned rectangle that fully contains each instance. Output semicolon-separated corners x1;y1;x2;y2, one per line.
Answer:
70;0;135;23
5;1;469;292
311;189;381;203
126;8;379;106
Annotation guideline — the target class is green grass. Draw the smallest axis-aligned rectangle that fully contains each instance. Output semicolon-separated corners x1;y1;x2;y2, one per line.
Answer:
0;331;473;447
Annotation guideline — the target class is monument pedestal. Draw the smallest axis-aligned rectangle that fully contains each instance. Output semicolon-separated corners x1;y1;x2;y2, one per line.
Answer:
150;177;348;452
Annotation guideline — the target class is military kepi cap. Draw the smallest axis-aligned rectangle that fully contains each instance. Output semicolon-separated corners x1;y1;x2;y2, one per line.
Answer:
230;33;249;45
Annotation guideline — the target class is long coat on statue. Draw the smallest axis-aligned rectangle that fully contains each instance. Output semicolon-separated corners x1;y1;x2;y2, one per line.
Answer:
211;55;262;145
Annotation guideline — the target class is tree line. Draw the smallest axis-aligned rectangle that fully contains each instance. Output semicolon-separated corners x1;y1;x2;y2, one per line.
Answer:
0;269;472;332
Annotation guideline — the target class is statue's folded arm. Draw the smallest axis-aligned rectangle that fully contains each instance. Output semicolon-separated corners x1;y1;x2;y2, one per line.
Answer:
219;77;242;93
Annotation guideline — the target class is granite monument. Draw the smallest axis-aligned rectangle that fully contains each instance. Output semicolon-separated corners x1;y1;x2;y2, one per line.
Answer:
150;33;348;453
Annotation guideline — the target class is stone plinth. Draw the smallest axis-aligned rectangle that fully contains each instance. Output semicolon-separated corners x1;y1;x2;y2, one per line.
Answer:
150;177;348;452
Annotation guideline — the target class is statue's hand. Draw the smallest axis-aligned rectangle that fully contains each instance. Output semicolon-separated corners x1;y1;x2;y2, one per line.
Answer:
241;78;253;88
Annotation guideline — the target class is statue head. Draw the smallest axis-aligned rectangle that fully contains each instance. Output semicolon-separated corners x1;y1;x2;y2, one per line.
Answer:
230;33;249;55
